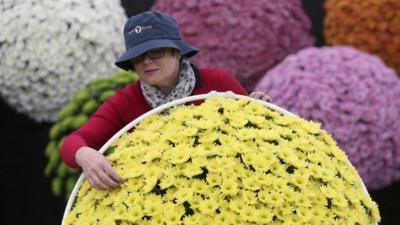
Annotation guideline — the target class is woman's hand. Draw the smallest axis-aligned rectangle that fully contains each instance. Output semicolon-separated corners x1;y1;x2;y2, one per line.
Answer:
75;146;124;190
249;91;272;102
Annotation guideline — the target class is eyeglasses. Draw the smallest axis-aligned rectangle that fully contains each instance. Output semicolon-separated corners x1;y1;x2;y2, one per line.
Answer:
130;48;167;64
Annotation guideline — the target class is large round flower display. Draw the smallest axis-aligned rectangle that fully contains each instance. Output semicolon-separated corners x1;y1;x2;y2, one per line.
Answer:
324;0;400;74
152;0;315;91
64;97;380;225
0;0;126;122
255;46;400;190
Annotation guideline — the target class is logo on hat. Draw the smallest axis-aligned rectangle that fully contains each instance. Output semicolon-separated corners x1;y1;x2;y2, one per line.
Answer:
134;26;142;33
129;25;152;34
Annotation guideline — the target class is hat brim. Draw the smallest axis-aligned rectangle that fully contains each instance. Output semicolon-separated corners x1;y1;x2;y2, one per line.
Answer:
115;39;199;71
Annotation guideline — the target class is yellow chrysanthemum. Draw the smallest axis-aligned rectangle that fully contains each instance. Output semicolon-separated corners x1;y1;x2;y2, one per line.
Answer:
197;215;215;225
229;198;246;213
162;130;186;145
235;128;258;141
142;177;159;193
141;148;162;162
220;177;238;196
183;215;200;225
143;194;163;215
174;187;194;204
206;172;222;186
225;112;248;128
265;190;284;206
241;206;258;222
126;205;142;222
242;176;261;191
182;163;203;178
198;198;219;215
189;180;208;195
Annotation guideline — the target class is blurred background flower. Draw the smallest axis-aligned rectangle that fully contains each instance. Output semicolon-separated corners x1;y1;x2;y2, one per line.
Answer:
324;0;400;75
255;46;400;190
153;0;315;91
0;0;127;122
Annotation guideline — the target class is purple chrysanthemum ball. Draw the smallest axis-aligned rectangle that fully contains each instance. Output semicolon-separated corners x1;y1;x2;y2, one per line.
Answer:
152;0;315;91
255;46;400;190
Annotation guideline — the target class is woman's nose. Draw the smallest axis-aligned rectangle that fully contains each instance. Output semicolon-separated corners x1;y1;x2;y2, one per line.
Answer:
143;54;152;63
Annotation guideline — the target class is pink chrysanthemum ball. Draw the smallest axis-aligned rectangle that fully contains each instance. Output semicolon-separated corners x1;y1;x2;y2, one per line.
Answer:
152;0;315;91
255;46;400;190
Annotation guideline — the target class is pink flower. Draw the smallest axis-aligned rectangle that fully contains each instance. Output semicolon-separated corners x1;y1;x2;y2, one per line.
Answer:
255;46;400;190
153;0;314;90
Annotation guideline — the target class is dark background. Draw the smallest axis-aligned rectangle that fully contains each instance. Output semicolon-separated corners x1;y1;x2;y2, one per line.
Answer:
1;0;398;224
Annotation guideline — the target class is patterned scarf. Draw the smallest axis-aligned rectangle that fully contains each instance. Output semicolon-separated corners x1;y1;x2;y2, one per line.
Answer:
140;58;196;108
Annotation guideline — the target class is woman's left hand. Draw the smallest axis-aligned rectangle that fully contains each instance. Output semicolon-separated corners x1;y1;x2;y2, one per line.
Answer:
249;91;272;102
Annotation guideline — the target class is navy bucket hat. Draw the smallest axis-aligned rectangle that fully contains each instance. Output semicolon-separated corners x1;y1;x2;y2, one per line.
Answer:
115;11;199;71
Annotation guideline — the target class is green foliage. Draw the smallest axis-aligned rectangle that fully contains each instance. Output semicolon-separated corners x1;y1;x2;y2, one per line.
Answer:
44;70;138;199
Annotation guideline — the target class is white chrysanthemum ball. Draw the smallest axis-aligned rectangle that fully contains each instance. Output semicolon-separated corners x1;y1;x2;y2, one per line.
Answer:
0;0;127;122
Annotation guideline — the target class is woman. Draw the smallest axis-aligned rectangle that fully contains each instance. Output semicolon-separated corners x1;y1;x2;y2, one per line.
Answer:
60;11;269;190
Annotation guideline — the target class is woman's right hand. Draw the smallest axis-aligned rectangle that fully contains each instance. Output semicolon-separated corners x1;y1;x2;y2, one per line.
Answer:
75;146;124;190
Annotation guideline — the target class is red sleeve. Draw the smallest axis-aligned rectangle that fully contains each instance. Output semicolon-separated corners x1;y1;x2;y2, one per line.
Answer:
60;89;131;168
215;69;248;95
193;68;249;96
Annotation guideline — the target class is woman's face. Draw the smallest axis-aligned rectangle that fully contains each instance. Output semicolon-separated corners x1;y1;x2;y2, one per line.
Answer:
132;48;181;94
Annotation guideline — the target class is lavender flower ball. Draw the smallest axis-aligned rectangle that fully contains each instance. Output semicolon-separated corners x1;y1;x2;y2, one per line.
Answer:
0;0;126;122
255;46;400;190
152;0;314;90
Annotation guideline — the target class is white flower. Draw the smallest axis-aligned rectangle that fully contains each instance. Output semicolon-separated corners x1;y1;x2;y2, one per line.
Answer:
0;0;127;121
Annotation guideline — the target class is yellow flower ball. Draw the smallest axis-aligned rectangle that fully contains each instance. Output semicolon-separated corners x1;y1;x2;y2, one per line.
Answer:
65;97;380;225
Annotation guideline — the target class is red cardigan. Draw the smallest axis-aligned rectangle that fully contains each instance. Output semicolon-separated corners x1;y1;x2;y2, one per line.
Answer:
60;67;248;168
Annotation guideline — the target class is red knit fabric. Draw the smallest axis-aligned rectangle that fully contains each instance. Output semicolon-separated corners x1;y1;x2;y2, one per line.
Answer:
60;68;248;167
